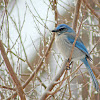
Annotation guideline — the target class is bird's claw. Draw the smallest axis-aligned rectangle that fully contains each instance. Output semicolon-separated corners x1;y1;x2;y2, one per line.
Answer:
66;59;73;70
66;66;71;70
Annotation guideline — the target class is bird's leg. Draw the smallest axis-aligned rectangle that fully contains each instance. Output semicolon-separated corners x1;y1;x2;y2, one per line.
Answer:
66;58;73;70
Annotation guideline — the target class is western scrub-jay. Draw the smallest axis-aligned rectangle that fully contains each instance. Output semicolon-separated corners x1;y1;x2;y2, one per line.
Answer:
52;24;99;92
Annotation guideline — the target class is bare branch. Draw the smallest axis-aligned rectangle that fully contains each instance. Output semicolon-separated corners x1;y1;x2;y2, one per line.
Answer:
72;0;82;31
6;24;55;100
40;60;67;100
0;40;26;100
83;0;100;19
0;85;16;91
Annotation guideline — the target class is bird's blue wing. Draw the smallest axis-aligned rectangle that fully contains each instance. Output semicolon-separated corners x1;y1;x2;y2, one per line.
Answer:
67;36;90;56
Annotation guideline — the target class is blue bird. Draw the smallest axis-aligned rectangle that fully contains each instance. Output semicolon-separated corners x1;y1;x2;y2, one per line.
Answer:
52;24;99;92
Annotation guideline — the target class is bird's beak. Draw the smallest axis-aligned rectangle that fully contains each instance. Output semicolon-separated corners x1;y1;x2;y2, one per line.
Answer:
52;29;59;32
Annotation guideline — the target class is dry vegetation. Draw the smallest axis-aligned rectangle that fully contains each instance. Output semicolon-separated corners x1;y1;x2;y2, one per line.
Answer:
0;0;100;100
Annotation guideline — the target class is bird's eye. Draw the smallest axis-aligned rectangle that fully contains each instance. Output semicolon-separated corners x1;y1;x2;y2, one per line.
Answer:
59;27;66;31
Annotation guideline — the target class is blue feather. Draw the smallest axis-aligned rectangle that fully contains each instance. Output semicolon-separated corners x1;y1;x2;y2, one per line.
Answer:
81;58;99;91
67;37;89;56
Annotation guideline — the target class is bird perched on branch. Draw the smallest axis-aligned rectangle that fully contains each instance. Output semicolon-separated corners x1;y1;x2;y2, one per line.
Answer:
52;24;99;92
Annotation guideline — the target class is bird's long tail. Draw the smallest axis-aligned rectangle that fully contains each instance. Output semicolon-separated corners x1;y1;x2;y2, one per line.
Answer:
81;57;99;92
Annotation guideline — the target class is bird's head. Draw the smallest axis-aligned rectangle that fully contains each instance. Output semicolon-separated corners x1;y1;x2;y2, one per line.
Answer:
52;24;75;35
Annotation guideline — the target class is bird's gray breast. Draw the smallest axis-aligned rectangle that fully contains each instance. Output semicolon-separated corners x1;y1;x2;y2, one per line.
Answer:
55;34;85;61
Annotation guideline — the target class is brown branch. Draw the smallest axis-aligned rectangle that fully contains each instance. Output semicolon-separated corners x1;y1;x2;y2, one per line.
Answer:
54;0;58;27
0;85;16;91
0;40;26;100
72;0;82;31
79;69;91;98
83;0;100;19
92;66;100;77
6;25;55;100
48;71;68;97
89;38;100;77
40;60;67;100
68;77;71;100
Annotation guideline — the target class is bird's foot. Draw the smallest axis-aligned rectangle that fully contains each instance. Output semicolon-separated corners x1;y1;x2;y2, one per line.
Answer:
66;59;73;70
66;66;71;70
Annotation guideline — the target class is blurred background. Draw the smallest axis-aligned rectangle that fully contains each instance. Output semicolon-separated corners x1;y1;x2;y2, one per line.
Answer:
0;0;100;99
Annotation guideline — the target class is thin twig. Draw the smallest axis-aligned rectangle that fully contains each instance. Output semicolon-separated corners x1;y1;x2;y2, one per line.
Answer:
40;60;67;100
83;0;100;19
6;23;55;100
72;0;82;31
0;85;16;91
0;40;26;100
48;71;68;97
